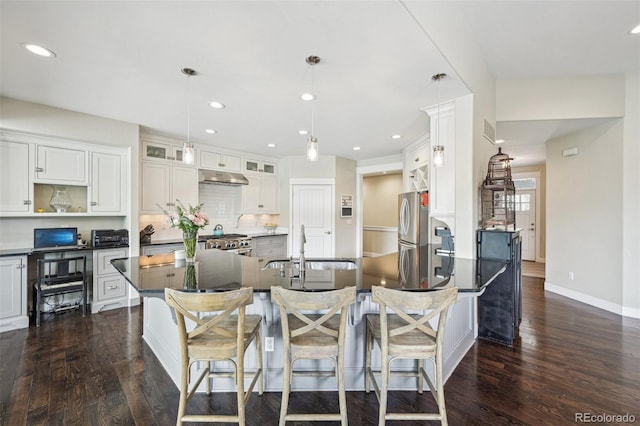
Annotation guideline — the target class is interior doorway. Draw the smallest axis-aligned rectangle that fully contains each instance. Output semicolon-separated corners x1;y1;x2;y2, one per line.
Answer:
513;174;541;262
291;183;334;257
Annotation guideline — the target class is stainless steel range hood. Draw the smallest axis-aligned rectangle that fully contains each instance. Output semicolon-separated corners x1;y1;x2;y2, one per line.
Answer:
198;169;249;186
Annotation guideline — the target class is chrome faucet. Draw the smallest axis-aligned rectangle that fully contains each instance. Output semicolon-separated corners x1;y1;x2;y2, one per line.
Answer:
299;224;306;273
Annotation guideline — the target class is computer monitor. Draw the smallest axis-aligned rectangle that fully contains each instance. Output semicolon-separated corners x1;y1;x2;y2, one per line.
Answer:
34;227;78;250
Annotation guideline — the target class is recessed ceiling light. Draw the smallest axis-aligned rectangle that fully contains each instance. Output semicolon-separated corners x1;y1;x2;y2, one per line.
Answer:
22;43;56;57
300;93;315;101
495;139;505;144
630;24;640;35
391;134;401;139
205;129;217;134
267;143;276;148
208;101;225;109
299;130;309;135
353;147;361;151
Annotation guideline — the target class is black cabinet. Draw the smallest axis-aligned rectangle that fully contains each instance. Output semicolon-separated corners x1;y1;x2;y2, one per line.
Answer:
477;229;522;346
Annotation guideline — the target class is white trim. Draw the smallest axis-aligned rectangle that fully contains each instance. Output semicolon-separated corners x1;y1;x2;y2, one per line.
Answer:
363;226;397;232
289;177;334;185
544;281;639;318
513;171;543;262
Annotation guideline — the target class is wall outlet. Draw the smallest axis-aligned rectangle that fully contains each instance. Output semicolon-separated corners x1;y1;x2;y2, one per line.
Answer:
265;336;274;352
568;272;574;280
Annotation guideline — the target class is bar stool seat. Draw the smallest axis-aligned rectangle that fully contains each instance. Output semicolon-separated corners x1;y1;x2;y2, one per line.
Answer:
365;286;458;425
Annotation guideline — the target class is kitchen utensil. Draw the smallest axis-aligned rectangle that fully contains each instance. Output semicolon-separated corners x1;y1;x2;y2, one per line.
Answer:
140;224;155;244
213;224;224;236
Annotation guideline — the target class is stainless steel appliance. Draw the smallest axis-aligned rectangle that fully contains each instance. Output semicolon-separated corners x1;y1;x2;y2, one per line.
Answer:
398;190;430;248
203;234;252;256
92;229;129;248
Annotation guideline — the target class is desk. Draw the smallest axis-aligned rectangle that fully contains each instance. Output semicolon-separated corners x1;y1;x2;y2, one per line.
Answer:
111;247;507;393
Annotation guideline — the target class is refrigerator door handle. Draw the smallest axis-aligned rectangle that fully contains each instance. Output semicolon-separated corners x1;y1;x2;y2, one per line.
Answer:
400;197;410;236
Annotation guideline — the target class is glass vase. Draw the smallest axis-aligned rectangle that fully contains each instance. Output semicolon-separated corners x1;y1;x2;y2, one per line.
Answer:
182;229;198;262
183;264;198;289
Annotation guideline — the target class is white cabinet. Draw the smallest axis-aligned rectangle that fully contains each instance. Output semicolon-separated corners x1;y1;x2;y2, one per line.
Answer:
0;256;28;332
242;175;277;213
90;151;125;214
243;159;276;175
92;248;129;313
403;139;429;192
199;150;242;172
142;139;194;165
35;145;87;185
424;101;456;216
140;162;198;214
141;243;184;256
0;140;33;213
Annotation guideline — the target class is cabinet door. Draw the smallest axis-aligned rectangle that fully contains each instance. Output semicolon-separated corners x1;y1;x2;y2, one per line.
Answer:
142;140;172;162
141;162;171;213
96;248;127;275
0;257;25;320
172;166;199;209
35;145;87;184
90;152;123;213
0;141;32;213
242;175;261;212
199;150;222;169
260;175;277;212
221;154;242;172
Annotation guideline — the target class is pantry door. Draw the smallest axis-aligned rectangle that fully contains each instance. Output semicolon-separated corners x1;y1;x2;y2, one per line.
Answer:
291;184;334;257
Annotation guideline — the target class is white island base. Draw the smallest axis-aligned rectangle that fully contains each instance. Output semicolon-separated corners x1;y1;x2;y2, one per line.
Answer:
142;291;480;393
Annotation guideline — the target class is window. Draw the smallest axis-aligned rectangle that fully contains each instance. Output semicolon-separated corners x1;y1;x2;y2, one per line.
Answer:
515;193;531;212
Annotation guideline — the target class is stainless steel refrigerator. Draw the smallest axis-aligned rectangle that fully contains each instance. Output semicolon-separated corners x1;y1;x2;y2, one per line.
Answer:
398;190;430;248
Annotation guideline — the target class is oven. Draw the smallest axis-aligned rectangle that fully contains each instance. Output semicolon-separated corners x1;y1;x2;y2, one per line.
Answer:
204;235;253;256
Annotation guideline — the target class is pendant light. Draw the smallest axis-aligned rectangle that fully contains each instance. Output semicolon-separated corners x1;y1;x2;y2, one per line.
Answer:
181;67;196;165
305;56;320;161
432;73;447;168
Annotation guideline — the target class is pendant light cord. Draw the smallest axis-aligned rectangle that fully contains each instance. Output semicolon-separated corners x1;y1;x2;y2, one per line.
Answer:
311;63;315;136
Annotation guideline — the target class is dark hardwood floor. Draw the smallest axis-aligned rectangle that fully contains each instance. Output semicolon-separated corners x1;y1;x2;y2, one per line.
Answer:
2;277;639;425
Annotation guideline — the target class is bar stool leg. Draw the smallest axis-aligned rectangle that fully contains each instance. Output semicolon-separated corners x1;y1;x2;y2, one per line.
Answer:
378;357;390;426
365;326;372;393
338;355;348;426
279;352;291;426
176;361;189;426
236;358;245;426
417;359;424;394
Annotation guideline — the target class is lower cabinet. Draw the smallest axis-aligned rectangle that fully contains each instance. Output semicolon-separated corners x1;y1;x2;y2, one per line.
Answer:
477;229;522;346
0;256;28;332
252;234;287;258
92;248;129;314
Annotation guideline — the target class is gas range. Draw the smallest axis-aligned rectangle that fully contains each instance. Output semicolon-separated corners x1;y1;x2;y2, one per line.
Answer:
203;234;252;255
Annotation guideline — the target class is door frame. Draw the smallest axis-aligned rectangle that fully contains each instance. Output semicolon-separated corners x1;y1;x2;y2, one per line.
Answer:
512;171;543;263
289;178;335;257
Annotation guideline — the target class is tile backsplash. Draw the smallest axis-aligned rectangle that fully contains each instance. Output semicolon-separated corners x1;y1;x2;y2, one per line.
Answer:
140;183;280;241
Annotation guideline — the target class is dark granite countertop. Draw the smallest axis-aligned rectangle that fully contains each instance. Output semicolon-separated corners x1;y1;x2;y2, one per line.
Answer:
0;245;128;257
111;245;506;295
140;232;288;246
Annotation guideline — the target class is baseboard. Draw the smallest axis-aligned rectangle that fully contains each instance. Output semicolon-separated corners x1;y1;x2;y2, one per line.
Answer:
544;281;639;319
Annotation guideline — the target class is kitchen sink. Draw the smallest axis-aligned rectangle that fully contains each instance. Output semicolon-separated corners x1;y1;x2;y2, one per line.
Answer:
262;259;358;271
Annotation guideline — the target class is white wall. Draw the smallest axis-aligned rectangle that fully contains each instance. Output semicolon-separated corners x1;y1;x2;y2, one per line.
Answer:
497;75;625;121
622;70;640;316
545;120;623;307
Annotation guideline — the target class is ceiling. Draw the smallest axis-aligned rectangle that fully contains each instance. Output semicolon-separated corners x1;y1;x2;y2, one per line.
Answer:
1;1;638;167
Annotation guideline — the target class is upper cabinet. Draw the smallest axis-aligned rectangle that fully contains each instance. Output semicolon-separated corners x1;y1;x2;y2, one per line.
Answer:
0;131;128;217
423;101;456;217
243;159;276;175
35;145;87;185
0;140;33;213
142;139;195;165
140;161;198;214
402;137;429;192
199;150;242;172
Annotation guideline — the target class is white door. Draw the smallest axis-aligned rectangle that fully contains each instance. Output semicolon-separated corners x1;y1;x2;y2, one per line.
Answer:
91;152;122;213
515;189;536;261
292;184;333;257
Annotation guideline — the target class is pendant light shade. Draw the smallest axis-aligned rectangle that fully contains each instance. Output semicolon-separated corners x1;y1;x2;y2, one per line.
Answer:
182;67;196;165
307;136;318;161
305;55;320;161
433;145;445;167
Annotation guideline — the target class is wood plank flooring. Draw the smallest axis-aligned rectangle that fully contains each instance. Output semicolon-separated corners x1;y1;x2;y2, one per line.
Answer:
2;277;639;425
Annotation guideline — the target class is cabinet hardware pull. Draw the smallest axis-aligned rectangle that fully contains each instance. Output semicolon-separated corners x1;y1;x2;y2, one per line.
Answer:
35;167;44;172
167;156;175;160
90;201;97;206
325;231;332;234
258;204;264;208
107;285;118;290
23;200;31;205
258;169;263;172
219;163;225;167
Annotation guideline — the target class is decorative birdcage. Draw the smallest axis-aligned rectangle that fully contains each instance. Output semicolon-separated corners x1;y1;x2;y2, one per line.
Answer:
481;148;516;230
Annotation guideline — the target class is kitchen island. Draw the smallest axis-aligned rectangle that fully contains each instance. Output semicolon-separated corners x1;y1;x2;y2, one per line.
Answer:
111;247;506;392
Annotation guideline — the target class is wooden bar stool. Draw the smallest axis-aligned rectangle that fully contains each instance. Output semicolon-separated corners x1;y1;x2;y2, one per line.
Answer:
365;286;458;425
165;287;263;425
270;286;356;426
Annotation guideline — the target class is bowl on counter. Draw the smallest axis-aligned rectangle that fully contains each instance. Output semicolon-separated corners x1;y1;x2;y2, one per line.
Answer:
264;225;277;235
